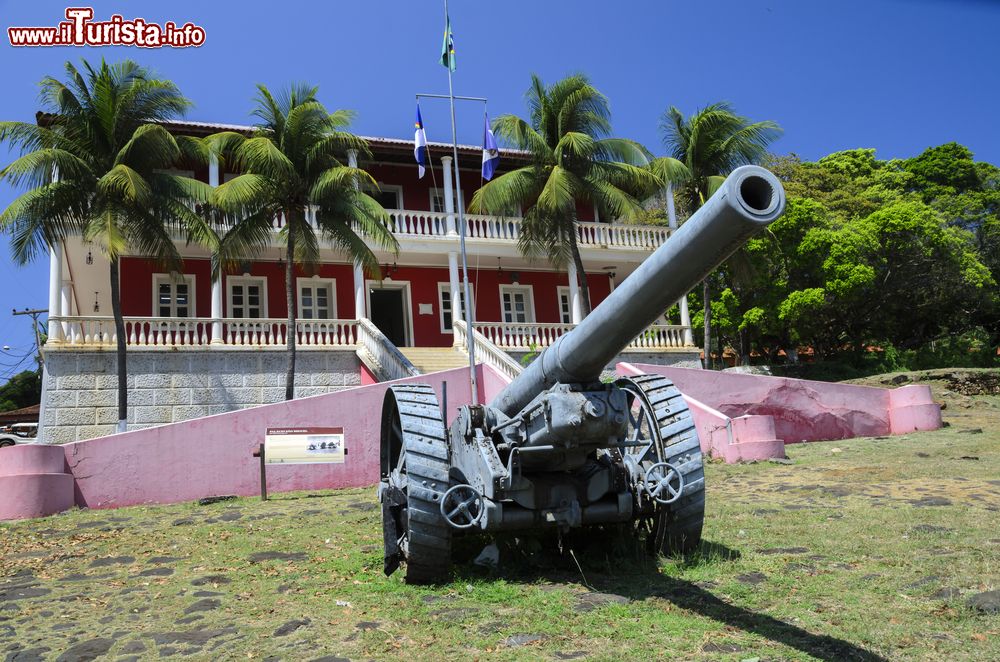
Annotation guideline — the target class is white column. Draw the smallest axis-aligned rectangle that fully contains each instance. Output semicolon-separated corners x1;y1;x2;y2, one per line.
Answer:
666;182;694;345
209;152;220;187
347;149;358;169
353;262;365;319
441;155;456;236
210;277;223;344
567;260;583;324
60;282;72;340
209;153;223;343
47;243;62;341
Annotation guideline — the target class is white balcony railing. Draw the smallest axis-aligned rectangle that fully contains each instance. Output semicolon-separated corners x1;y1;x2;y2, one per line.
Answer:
453;320;523;381
48;316;692;354
473;321;692;351
387;209;671;250
49;316;358;349
356;318;420;381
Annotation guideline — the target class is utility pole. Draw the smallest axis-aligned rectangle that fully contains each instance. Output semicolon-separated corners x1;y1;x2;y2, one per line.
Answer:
12;308;47;367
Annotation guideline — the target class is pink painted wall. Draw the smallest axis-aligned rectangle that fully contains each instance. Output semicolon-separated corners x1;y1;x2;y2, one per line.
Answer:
617;362;786;463
0;445;75;520
55;365;507;512
620;364;940;443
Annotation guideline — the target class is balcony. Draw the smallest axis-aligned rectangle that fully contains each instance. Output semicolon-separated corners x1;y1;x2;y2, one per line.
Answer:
472;321;692;350
263;208;671;251
48;317;359;349
46;317;693;352
387;210;671;250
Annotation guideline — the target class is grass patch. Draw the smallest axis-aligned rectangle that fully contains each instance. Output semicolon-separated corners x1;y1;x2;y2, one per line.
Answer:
1;373;998;660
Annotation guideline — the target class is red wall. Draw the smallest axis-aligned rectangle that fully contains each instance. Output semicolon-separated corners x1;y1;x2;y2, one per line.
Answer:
119;257;213;317
120;258;614;347
364;162;596;221
372;264;612;347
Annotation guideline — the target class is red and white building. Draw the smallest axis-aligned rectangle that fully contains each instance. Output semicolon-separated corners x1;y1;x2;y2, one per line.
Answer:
40;120;697;443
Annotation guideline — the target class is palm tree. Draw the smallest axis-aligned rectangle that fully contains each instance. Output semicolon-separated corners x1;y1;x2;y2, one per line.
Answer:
470;74;657;315
0;59;212;433
207;84;397;400
659;102;781;367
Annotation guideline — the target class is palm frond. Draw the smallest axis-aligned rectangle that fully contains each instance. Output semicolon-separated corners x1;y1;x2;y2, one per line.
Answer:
97;164;152;205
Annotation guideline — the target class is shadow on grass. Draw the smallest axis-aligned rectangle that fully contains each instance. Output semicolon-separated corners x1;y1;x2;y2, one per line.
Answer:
262;492;346;502
453;537;885;662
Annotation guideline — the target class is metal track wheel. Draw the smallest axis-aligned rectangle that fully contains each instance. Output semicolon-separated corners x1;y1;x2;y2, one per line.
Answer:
616;374;705;555
379;384;451;584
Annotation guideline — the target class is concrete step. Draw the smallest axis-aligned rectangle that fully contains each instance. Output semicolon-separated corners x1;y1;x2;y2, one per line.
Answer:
398;347;469;374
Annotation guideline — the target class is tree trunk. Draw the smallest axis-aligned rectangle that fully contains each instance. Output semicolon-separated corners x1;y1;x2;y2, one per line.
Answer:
109;258;128;433
568;224;592;316
284;231;297;401
702;279;711;370
718;326;725;369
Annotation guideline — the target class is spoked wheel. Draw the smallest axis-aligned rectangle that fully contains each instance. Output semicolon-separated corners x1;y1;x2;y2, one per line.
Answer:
379;384;451;584
616;374;705;555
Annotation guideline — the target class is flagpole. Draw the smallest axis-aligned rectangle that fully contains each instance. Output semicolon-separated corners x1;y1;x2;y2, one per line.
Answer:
443;0;478;405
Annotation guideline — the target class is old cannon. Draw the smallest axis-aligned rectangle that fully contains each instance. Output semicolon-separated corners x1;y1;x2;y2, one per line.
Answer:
378;165;786;583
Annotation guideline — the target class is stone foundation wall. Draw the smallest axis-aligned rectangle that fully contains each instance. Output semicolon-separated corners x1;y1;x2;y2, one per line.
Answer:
41;349;361;443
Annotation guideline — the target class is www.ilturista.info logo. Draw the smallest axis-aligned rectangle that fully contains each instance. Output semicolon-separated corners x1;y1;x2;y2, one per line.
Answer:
8;7;206;48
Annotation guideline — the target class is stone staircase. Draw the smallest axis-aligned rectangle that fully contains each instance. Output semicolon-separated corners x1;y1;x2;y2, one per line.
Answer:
398;347;470;374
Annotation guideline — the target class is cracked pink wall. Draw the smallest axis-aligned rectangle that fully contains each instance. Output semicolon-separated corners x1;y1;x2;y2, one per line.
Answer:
619;365;940;443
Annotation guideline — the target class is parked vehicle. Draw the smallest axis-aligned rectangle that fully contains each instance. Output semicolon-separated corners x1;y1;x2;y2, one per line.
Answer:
0;422;39;447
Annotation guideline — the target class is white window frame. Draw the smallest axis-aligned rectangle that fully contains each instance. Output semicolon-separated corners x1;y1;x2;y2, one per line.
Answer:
429;188;458;214
557;286;572;325
499;284;535;324
437;283;475;334
365;279;414;347
227;275;268;319
369;183;402;210
297;277;337;320
152;273;196;318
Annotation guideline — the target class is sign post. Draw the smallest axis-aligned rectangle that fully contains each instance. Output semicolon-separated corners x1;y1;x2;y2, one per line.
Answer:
253;427;347;501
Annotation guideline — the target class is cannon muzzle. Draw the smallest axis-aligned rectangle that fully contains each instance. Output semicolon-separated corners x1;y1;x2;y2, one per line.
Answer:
490;165;786;416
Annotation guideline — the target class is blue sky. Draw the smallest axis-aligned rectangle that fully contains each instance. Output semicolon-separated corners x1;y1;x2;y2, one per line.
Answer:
1;0;998;377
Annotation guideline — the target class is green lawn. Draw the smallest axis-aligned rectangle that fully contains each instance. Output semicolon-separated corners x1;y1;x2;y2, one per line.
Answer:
1;371;998;661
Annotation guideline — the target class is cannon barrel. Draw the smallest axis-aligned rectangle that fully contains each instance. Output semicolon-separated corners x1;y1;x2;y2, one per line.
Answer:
490;165;786;417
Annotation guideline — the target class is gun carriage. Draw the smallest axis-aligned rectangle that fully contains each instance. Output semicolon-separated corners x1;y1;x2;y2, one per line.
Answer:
379;166;786;583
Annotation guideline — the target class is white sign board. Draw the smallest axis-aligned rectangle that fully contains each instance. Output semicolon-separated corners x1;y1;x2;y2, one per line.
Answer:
264;427;346;465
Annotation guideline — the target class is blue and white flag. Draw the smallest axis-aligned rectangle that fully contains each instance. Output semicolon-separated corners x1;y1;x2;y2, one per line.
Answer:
414;104;429;178
482;114;500;181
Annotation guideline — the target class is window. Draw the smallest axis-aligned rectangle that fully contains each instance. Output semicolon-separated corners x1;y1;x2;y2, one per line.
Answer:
430;189;457;213
228;276;267;319
438;283;474;333
368;184;402;210
153;274;196;318
499;285;535;324
557;286;572;324
298;278;336;319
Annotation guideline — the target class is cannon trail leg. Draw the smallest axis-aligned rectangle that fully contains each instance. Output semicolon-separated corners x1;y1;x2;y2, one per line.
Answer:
617;374;705;554
379;384;452;584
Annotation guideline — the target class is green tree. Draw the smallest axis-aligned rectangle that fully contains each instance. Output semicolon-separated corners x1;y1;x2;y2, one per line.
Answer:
660;102;782;367
207;84;397;400
0;59;211;433
469;74;657;315
0;370;42;412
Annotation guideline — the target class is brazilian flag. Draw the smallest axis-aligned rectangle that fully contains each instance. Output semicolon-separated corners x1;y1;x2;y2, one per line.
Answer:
440;16;456;71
